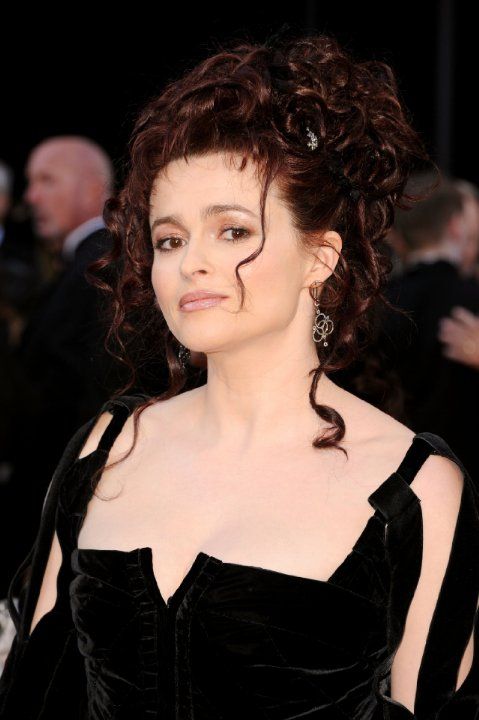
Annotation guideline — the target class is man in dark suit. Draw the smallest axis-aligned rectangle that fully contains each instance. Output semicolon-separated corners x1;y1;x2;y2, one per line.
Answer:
381;172;479;480
1;136;120;597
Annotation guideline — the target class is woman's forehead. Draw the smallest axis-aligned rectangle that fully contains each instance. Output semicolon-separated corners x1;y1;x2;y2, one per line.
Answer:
149;154;282;213
152;151;261;188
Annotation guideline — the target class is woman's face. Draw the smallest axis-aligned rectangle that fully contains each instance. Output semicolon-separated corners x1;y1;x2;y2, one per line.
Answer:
148;151;340;356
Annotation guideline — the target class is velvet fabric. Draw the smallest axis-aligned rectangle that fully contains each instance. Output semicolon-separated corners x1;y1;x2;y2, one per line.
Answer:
1;393;478;719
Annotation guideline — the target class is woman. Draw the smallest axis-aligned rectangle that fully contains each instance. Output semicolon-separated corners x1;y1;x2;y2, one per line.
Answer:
1;33;478;720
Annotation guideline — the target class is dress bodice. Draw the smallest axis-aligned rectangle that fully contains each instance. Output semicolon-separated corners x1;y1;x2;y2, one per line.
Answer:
1;393;479;720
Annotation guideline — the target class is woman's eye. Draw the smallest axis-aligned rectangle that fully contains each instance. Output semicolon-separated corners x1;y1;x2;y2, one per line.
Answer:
223;226;250;242
153;226;250;253
153;236;183;252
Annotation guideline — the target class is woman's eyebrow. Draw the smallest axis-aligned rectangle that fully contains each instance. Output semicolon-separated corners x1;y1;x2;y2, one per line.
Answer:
150;203;257;232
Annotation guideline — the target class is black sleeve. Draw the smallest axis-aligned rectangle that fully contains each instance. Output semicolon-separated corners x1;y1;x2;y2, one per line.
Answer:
0;410;104;719
372;436;479;718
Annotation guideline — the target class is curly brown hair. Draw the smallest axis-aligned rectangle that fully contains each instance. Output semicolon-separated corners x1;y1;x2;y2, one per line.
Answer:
87;31;436;487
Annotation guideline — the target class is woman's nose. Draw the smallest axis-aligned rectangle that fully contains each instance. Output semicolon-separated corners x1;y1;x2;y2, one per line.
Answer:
179;237;214;275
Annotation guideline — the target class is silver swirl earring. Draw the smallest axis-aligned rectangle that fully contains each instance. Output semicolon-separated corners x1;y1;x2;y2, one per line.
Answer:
310;280;334;347
178;343;191;370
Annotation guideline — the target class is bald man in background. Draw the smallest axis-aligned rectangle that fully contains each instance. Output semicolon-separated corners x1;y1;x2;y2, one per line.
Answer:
0;136;122;597
24;135;113;258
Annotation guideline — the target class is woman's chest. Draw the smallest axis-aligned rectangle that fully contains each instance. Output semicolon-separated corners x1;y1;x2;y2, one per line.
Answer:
66;441;388;605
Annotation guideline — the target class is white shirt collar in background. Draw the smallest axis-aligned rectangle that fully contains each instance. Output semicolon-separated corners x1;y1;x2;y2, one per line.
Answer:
62;216;106;261
404;241;462;270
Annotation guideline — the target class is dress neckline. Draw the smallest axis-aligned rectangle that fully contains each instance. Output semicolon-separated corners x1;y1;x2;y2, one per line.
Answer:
72;514;381;614
71;431;440;613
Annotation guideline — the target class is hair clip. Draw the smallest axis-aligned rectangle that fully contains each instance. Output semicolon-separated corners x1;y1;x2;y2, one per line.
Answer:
305;125;319;151
305;126;362;200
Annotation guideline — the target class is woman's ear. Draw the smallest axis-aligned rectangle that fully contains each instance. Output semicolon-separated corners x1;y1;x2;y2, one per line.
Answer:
306;230;342;284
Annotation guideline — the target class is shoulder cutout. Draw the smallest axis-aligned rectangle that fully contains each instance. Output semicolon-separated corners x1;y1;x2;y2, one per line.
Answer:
77;393;149;461
386;445;479;715
77;410;115;460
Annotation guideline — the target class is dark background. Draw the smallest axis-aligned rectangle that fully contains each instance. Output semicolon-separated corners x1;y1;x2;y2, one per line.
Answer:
0;1;472;200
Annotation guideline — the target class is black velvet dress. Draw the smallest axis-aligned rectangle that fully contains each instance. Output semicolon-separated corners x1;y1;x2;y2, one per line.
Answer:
0;393;478;719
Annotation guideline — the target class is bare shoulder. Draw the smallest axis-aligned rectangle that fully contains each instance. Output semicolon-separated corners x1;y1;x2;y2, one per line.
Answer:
335;379;464;502
145;387;202;419
356;387;466;511
137;387;204;440
77;390;201;462
330;379;415;466
77;400;146;461
409;451;465;517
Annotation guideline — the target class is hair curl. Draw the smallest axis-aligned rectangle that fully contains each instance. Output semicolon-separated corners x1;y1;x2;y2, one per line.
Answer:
87;31;437;493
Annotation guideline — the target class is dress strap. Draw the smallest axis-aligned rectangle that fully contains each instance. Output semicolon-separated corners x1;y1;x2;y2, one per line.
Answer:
366;434;441;679
368;434;435;523
411;433;479;715
369;431;479;715
94;394;149;455
395;435;435;485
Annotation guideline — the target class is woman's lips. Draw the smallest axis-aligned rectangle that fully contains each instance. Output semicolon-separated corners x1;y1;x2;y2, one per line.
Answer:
180;296;226;311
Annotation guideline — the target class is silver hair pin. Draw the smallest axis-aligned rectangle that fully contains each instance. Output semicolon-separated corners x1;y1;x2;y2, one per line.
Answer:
305;123;361;200
305;125;319;151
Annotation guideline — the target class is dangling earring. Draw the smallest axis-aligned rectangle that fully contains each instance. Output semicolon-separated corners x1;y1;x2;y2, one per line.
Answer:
310;280;334;347
178;343;191;370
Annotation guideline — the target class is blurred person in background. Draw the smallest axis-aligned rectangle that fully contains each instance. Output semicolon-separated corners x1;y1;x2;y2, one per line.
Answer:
437;181;479;377
401;176;479;279
381;171;479;481
0;162;12;250
0;160;39;347
0;162;18;496
0;160;39;499
439;305;479;370
452;179;479;280
0;136;121;598
19;135;115;424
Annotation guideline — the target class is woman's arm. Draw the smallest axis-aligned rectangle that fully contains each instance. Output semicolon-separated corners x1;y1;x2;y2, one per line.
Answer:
28;529;63;638
0;406;113;718
376;452;479;718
